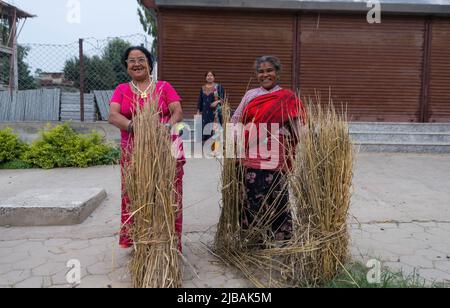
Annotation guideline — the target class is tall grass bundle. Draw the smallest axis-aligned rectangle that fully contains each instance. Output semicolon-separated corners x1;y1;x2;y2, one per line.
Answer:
289;98;354;286
214;100;245;251
124;89;182;288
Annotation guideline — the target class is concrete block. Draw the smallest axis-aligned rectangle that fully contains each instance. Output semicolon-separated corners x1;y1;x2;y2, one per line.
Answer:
0;188;106;226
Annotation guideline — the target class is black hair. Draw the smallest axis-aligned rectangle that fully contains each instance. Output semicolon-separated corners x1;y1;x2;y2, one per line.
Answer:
122;46;154;73
205;71;216;78
255;55;282;74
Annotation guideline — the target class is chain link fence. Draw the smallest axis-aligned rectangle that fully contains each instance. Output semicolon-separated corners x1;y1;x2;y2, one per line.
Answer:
0;34;149;122
0;33;149;92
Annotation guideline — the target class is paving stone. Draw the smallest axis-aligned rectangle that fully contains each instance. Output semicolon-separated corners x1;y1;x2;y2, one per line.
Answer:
433;260;450;274
383;261;416;276
51;267;88;286
222;278;252;288
88;237;115;247
383;243;417;256
419;269;449;284
437;223;450;232
14;276;43;288
0;270;31;286
418;222;438;229
0;240;27;249
62;240;91;251
415;249;447;261
182;281;198;288
0;264;13;275
42;276;52;288
0;252;29;264
13;241;46;253
12;258;47;271
107;268;131;284
400;255;434;269
87;261;114;275
44;239;72;247
32;262;66;276
77;275;111;288
0;248;13;258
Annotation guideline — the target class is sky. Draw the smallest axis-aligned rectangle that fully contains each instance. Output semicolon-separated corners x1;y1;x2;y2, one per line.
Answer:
4;0;150;73
8;0;147;44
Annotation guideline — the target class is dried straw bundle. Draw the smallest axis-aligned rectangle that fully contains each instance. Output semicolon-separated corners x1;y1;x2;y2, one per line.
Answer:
288;100;354;286
214;100;244;251
124;91;182;288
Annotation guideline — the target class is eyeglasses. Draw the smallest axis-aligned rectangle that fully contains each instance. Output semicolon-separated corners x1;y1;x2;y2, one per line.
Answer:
126;57;147;65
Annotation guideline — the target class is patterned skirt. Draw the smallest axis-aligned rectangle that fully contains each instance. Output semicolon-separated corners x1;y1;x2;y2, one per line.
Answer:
242;168;293;241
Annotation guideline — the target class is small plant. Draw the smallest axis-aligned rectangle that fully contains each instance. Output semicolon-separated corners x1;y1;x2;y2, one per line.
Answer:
0;128;28;163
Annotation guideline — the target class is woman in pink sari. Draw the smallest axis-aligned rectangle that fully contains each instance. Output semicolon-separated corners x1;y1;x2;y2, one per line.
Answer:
108;46;185;250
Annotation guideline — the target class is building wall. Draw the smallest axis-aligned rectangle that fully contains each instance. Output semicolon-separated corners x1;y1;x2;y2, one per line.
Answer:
299;13;425;122
158;9;295;116
429;18;450;123
158;8;450;122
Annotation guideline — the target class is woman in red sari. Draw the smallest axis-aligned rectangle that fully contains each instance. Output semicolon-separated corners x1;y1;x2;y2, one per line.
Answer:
233;56;305;242
108;46;185;250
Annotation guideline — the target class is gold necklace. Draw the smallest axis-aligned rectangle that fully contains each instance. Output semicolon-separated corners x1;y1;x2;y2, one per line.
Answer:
131;80;152;99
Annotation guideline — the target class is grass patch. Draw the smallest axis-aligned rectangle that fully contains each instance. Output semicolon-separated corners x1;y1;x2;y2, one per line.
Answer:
325;262;435;288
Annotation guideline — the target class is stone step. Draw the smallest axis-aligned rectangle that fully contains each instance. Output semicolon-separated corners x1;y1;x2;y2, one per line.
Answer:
354;142;450;154
351;132;450;144
349;122;450;133
180;120;450;153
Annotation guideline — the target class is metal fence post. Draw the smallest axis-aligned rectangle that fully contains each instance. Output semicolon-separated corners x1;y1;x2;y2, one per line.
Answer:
79;38;85;122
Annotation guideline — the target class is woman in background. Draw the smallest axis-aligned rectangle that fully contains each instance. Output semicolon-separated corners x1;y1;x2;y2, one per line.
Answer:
197;71;225;144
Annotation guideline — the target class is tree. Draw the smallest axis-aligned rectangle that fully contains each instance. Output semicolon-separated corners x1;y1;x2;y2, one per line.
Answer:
17;46;36;90
63;55;116;92
0;45;36;90
63;38;132;92
102;38;131;84
137;0;157;57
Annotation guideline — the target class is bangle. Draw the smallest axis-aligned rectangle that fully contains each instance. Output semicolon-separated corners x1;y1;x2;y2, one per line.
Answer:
126;120;133;133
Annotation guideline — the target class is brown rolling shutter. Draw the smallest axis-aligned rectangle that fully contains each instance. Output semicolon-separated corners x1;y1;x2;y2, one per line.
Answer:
159;9;294;117
299;14;425;122
429;18;450;123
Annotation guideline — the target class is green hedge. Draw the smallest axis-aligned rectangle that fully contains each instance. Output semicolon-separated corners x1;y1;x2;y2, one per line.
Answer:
0;124;120;169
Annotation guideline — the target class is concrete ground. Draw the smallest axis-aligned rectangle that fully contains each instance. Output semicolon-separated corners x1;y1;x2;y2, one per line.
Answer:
0;153;449;288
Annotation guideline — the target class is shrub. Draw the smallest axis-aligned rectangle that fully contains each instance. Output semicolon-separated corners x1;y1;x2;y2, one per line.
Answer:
22;123;117;169
0;159;34;170
0;128;28;163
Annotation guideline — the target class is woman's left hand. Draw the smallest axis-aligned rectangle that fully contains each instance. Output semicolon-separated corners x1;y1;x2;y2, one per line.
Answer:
211;100;220;109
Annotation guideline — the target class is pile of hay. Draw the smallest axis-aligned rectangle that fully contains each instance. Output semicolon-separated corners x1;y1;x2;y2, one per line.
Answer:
215;98;354;288
124;93;182;288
